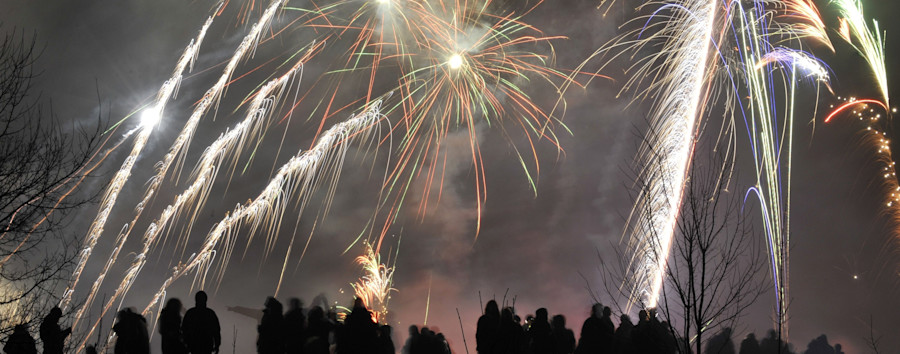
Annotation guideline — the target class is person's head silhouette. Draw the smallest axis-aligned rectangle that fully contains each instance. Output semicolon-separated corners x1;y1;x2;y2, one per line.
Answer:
195;291;208;308
165;298;182;312
289;298;302;311
48;306;63;321
591;303;603;318
535;308;548;321
485;300;499;317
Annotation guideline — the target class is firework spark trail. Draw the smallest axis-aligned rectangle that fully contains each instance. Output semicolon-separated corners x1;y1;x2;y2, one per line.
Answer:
735;5;800;332
129;0;285;252
756;48;830;83
826;98;899;220
832;0;889;107
350;242;397;324
779;0;834;52
71;51;313;338
616;0;718;309
57;8;219;311
71;0;282;344
135;99;384;323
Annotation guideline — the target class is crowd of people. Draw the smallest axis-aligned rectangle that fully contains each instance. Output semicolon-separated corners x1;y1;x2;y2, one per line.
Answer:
2;295;849;354
474;301;847;354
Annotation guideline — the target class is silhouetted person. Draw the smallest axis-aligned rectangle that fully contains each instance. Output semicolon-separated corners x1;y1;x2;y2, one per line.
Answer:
803;335;834;354
476;300;500;354
550;315;575;354
85;346;98;354
759;330;791;354
182;291;221;354
651;313;675;354
498;307;525;354
528;308;552;354
833;344;843;354
420;327;436;354
340;298;378;354
303;306;331;354
613;314;633;354
5;324;36;354
402;325;419;354
598;307;615;352
706;328;735;354
378;325;395;354
739;333;760;354
39;307;70;354
284;298;305;354
631;309;652;353
113;308;151;354
258;297;284;354
160;298;187;354
418;327;451;354
575;303;603;354
435;332;452;354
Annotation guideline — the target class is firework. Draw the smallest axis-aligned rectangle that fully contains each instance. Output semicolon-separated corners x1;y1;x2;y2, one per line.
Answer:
735;5;798;332
58;6;219;311
778;0;834;52
70;46;317;335
832;0;889;106
350;241;397;324
606;0;719;309
71;0;286;345
137;99;384;317
64;3;592;347
368;0;591;249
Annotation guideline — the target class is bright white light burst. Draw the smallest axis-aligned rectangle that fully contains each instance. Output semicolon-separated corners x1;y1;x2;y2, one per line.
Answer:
448;53;464;69
141;106;161;128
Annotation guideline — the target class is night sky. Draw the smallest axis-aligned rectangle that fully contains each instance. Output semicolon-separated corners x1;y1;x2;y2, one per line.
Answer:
1;0;900;352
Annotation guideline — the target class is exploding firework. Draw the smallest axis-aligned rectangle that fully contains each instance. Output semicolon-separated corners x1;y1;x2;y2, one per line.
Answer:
350;241;397;324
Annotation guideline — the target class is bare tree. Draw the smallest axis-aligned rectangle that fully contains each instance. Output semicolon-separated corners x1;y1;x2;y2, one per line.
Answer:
647;154;765;354
596;147;766;354
0;27;102;335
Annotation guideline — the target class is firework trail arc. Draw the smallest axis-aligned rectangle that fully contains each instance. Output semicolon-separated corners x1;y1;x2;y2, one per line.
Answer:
137;99;385;320
58;7;220;311
71;53;309;338
621;0;718;309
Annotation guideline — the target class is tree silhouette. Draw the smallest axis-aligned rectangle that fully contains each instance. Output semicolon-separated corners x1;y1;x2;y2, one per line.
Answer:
0;26;103;336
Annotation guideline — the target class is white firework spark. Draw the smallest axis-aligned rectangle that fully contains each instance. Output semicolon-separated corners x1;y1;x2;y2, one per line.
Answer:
59;5;219;312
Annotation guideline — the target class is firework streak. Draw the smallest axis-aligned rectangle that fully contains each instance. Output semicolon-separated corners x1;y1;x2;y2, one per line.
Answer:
72;0;285;345
137;100;384;319
828;2;900;246
58;8;218;311
735;4;801;332
71;51;314;341
779;0;834;52
832;0;889;106
615;0;718;309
